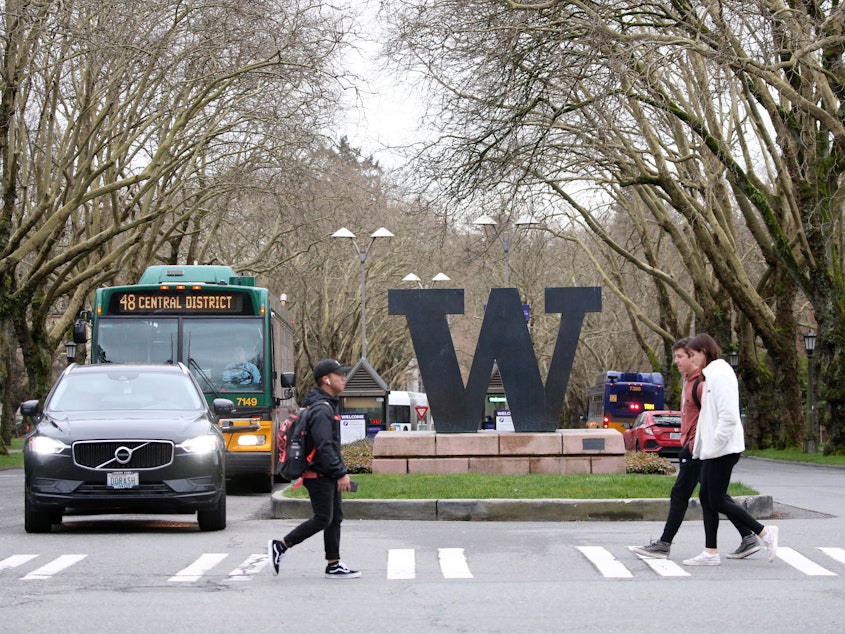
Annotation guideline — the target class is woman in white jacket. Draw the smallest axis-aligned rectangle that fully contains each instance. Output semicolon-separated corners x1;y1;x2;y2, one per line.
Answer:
683;333;779;566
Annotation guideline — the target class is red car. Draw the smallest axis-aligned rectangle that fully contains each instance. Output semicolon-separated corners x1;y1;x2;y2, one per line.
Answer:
623;410;682;458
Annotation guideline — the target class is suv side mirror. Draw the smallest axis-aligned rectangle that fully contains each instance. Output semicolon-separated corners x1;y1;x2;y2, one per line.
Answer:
20;400;40;418
212;398;236;416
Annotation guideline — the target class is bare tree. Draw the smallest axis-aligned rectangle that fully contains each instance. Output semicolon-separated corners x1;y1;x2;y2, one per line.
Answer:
383;0;844;449
0;0;351;445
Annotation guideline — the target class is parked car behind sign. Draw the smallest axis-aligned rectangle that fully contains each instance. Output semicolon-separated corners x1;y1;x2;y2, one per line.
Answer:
622;410;683;458
21;363;233;533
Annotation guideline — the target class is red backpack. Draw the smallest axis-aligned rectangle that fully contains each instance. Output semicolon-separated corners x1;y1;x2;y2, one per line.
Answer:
275;401;330;484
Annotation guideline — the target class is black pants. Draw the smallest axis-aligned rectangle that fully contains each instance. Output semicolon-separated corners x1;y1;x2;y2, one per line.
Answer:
283;477;343;561
699;452;764;549
661;445;753;544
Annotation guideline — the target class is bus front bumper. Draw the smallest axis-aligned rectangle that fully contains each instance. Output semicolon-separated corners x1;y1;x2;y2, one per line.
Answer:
225;451;272;476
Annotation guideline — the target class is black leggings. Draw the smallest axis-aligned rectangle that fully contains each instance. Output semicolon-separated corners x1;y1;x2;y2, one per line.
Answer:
661;445;753;543
283;477;343;561
699;452;764;549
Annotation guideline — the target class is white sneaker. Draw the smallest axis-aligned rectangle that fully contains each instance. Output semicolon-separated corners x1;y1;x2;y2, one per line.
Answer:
683;551;720;566
762;526;779;562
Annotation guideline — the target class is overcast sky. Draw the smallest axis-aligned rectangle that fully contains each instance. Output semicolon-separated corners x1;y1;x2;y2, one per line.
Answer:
341;1;427;168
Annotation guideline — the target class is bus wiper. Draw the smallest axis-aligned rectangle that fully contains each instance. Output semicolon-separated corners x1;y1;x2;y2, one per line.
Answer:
187;357;223;399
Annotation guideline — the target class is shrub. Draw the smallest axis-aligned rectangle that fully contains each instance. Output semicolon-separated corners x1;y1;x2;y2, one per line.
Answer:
625;451;676;475
341;437;374;474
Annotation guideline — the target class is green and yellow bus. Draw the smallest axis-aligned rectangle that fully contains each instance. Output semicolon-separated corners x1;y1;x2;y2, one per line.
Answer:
78;265;296;492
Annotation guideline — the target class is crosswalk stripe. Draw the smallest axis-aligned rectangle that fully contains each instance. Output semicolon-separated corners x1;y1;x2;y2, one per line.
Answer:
387;548;416;579
777;547;837;576
628;547;690;576
817;547;845;566
20;555;86;581
5;545;845;582
0;555;38;571
226;554;268;580
438;548;473;578
578;546;632;578
169;553;228;582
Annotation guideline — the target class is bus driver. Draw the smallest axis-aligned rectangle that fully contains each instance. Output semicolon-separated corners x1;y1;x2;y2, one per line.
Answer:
223;345;261;385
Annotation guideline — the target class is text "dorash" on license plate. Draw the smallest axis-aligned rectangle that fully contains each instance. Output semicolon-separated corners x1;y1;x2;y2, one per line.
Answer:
107;471;139;489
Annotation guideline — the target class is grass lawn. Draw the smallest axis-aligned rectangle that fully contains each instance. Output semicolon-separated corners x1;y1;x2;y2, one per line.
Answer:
0;437;23;469
283;473;757;500
743;448;845;465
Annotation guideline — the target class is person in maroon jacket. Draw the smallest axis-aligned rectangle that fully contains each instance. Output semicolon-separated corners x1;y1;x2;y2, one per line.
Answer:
267;359;361;579
631;339;759;560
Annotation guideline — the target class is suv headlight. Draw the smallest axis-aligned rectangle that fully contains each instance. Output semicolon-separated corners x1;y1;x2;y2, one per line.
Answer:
178;435;220;454
28;436;69;455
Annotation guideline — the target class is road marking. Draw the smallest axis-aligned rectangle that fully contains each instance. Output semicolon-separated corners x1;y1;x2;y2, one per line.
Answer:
628;547;690;576
226;554;267;580
387;548;416;579
169;553;228;582
438;548;473;579
777;547;836;576
578;546;632;578
20;555;86;580
1;554;38;571
817;547;845;566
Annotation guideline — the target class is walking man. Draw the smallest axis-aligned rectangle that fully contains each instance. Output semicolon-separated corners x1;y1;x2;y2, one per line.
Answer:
631;338;760;560
268;359;361;579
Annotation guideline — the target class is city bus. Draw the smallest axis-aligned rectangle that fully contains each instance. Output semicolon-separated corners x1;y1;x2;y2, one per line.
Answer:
75;265;296;492
585;371;665;433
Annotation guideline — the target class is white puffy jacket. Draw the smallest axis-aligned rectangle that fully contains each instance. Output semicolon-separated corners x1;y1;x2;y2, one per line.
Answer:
692;358;745;460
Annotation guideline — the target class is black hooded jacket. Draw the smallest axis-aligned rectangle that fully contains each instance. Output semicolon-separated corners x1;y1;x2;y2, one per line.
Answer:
303;386;347;480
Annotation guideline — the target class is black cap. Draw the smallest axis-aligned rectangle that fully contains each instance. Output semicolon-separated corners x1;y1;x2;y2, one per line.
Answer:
313;359;351;382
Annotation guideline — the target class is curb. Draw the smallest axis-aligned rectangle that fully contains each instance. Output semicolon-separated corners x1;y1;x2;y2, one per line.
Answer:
270;492;773;522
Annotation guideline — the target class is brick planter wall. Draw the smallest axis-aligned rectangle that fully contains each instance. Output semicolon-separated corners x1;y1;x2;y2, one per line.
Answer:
372;429;625;475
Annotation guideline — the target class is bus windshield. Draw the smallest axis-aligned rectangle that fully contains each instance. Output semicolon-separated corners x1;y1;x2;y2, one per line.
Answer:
95;317;265;393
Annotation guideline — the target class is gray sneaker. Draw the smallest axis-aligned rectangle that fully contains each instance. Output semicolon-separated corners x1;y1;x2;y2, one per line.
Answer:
726;534;761;559
631;539;671;559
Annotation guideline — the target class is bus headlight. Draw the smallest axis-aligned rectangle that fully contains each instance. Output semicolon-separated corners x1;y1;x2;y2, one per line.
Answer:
237;435;266;447
179;435;220;454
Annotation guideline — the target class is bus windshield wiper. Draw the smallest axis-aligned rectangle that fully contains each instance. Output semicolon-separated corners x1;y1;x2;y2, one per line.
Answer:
187;357;223;399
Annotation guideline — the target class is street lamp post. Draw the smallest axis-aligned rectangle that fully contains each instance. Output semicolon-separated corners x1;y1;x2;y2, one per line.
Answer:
65;341;77;365
402;272;451;288
804;331;817;454
473;214;539;287
332;227;393;361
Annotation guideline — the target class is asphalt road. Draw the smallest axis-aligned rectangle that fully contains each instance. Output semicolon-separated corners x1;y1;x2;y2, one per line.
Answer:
1;458;843;633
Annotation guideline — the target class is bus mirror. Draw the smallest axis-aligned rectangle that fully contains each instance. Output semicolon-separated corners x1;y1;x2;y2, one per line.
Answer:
72;319;88;344
280;372;296;389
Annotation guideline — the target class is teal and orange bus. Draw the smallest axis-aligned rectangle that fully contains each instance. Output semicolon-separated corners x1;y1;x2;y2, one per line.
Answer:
586;371;665;433
77;265;296;492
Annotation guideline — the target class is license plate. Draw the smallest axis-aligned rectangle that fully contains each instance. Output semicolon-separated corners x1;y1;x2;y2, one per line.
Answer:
669;432;681;440
107;471;139;489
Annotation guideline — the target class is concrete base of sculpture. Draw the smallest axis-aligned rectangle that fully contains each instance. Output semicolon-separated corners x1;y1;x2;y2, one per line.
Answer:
371;429;625;475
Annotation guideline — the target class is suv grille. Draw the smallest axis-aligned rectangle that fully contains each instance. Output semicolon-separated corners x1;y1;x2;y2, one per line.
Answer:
73;440;174;470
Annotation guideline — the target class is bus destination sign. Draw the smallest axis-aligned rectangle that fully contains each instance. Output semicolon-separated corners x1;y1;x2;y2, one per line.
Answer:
110;291;246;315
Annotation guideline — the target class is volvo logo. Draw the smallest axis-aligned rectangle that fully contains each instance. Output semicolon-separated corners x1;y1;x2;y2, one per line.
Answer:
114;445;134;465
